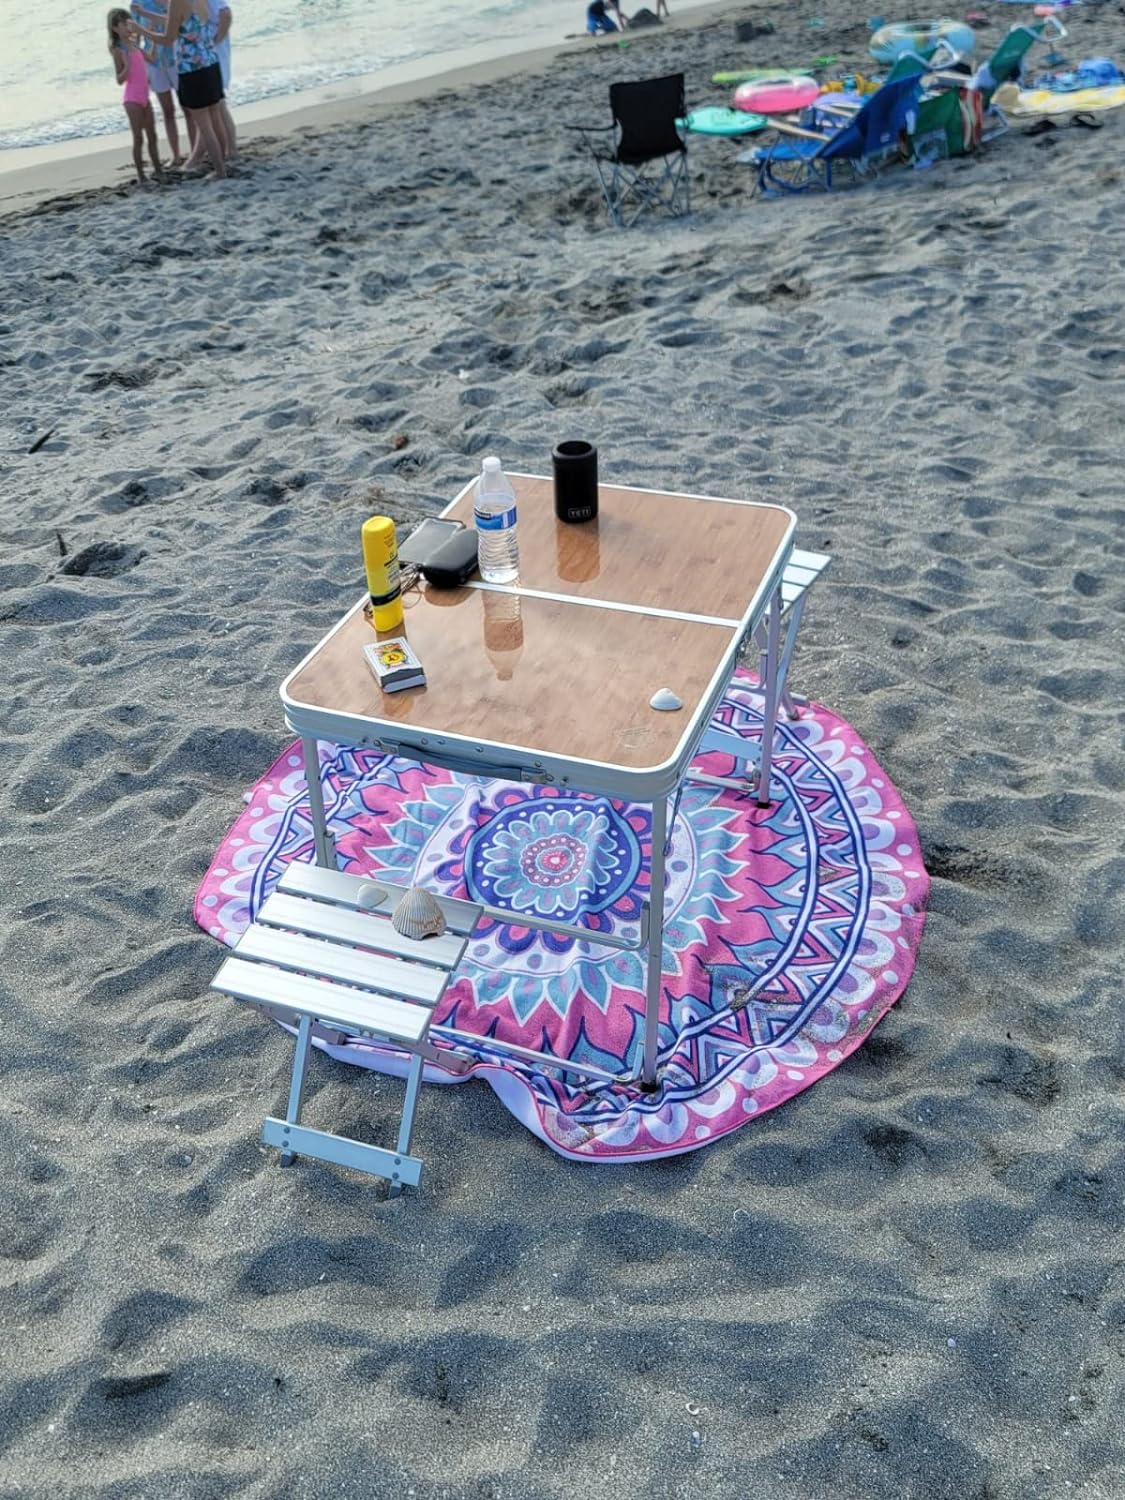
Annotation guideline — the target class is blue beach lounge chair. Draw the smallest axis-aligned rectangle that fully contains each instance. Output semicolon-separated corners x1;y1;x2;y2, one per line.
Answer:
746;65;926;194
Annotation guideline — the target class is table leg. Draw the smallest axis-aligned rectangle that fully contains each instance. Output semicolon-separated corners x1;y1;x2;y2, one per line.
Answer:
301;734;334;869
641;793;668;1086
756;589;782;808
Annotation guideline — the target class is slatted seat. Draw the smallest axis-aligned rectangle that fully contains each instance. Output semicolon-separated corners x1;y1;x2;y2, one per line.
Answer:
779;547;831;622
697;545;831;801
211;865;482;1196
764;547;831;717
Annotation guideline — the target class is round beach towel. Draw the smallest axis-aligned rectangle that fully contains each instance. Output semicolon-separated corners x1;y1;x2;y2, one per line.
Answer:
196;672;929;1163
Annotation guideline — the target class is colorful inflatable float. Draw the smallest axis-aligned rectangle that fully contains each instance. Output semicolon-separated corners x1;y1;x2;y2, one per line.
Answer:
712;58;837;86
733;74;820;114
868;17;976;63
681;106;769;135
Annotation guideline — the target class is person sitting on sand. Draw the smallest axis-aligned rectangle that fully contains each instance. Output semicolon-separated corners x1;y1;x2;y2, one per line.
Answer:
107;8;164;185
139;0;185;166
587;0;627;34
132;0;227;179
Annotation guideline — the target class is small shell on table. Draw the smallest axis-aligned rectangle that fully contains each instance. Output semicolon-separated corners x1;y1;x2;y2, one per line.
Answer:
391;885;447;940
355;881;386;910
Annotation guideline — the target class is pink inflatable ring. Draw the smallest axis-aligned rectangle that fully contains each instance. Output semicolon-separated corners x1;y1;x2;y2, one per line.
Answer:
733;75;821;114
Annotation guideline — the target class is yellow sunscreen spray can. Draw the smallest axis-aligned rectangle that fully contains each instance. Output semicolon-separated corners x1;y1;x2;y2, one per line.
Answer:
361;515;404;632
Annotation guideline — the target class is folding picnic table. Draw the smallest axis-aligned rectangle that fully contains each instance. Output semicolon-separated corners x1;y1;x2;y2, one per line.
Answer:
279;475;795;1090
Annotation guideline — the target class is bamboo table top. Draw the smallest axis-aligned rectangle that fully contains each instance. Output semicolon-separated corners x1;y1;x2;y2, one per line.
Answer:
281;476;794;798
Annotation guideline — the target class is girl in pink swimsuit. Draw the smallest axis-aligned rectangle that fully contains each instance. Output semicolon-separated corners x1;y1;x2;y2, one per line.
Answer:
107;9;163;183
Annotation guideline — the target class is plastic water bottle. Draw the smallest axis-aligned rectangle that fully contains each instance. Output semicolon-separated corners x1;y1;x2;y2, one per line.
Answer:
473;456;519;583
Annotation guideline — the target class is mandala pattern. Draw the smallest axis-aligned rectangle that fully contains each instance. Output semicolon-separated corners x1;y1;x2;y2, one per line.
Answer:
195;670;929;1163
466;797;642;921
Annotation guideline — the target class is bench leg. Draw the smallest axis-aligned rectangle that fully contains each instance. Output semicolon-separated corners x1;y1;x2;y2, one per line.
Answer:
279;1014;313;1167
389;1053;425;1199
262;1018;427;1193
775;592;809;720
754;589;812;721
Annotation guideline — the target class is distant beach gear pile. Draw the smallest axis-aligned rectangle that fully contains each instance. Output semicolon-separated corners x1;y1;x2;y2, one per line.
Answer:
694;8;1125;194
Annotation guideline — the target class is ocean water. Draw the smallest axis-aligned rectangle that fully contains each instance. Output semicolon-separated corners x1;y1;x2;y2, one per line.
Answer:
0;0;593;150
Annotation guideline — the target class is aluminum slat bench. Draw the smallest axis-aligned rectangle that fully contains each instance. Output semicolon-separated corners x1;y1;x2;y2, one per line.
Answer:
698;544;831;801
277;862;482;935
779;548;831;618
212;868;482;1196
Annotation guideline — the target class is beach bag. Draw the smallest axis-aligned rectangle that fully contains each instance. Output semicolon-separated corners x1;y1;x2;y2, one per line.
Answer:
909;85;983;162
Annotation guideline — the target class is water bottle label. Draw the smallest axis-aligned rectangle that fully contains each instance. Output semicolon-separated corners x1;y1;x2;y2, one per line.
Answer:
475;506;517;532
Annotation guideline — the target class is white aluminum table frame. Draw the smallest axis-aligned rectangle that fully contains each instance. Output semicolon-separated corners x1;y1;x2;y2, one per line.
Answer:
280;479;795;1090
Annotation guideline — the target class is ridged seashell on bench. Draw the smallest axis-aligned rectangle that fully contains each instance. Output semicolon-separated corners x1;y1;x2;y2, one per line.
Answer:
391;885;448;941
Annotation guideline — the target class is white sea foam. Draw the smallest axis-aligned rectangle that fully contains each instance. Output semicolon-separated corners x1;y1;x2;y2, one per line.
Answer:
0;0;580;149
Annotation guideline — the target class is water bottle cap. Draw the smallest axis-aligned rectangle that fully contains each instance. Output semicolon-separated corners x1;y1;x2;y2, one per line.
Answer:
482;456;501;472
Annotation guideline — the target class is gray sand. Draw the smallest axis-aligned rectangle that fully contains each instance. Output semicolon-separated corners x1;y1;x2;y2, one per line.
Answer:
2;2;1125;1496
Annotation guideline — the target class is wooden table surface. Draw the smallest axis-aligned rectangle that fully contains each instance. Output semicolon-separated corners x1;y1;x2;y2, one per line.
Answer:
444;475;792;622
283;477;794;782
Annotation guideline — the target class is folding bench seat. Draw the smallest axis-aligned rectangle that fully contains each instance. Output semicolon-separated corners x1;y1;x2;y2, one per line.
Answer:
767;546;832;718
697;545;832;801
212;864;482;1196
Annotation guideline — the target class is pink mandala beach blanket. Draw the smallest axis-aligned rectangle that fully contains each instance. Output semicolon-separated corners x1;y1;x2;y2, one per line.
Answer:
195;671;928;1162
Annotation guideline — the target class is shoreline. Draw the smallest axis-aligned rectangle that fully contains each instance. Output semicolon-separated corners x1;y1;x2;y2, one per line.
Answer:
0;0;748;220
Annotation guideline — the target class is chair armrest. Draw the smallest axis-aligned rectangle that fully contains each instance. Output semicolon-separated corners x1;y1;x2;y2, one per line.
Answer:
770;117;831;143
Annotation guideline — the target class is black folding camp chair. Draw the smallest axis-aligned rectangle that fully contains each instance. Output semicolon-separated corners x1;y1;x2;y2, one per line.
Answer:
570;74;691;228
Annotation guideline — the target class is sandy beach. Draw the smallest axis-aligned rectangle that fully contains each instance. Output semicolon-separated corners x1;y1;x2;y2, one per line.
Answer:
3;0;1125;1494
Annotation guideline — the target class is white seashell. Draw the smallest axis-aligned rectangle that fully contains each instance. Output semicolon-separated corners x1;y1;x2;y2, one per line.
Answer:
391;885;448;940
355;881;386;910
649;687;683;711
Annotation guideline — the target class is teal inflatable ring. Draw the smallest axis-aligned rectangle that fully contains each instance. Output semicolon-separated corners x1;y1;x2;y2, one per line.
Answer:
869;17;976;63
